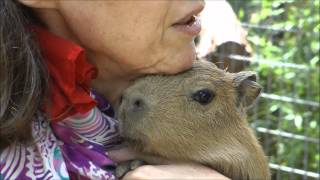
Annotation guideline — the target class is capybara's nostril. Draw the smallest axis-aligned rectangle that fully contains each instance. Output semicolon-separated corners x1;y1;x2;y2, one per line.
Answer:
119;95;124;104
132;98;144;112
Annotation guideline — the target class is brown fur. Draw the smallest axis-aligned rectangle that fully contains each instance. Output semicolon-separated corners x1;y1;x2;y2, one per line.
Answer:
118;59;270;180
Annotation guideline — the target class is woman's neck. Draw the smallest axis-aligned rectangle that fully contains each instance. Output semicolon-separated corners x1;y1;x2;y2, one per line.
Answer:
88;51;137;108
91;76;132;108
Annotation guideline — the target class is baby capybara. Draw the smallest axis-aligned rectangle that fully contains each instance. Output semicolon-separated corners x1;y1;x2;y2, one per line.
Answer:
117;59;270;180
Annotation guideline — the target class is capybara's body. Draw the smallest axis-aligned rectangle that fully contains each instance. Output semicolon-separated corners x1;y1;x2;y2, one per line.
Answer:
118;60;270;180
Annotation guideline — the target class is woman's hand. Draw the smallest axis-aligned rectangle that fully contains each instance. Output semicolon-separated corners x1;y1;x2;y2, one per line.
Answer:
108;147;229;179
122;163;230;180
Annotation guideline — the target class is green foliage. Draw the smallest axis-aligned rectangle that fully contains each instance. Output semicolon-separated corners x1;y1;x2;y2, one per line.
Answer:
229;0;320;179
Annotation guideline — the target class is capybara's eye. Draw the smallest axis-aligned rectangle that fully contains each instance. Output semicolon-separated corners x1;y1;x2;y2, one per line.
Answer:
191;89;215;105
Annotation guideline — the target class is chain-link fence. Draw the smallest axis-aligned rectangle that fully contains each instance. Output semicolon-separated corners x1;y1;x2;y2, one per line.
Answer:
211;1;319;179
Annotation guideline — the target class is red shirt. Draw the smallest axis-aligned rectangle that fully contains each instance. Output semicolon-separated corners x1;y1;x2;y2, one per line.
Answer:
32;26;97;121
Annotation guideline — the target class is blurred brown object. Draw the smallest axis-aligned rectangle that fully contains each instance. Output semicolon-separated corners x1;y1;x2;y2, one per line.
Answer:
196;0;252;72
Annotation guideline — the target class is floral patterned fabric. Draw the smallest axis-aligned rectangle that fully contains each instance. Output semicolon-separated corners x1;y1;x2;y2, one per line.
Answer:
0;92;120;180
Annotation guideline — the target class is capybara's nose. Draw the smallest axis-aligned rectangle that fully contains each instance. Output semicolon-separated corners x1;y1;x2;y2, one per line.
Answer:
120;94;147;121
119;95;124;105
129;97;145;113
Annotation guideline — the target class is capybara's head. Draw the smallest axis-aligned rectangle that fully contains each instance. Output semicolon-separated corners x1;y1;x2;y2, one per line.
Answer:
118;59;262;158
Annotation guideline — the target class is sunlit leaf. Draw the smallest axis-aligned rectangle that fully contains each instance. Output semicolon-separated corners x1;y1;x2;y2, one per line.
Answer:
294;115;303;130
284;72;296;79
310;56;319;67
309;121;317;129
284;114;295;121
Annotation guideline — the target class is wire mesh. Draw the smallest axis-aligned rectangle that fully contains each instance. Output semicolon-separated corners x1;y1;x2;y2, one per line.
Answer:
225;1;319;179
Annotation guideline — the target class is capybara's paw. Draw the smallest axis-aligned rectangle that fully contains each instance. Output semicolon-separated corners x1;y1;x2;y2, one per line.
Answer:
115;160;145;178
129;159;145;170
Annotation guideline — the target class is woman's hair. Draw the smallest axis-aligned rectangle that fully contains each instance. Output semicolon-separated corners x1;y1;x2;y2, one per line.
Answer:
0;0;48;150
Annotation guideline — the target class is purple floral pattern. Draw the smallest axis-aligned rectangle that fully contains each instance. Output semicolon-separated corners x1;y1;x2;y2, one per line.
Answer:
0;92;120;180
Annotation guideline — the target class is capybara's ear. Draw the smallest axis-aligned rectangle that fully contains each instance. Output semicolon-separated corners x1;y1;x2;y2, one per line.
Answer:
233;71;262;107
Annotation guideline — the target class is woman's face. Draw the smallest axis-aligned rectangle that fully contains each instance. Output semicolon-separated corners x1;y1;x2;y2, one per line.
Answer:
55;0;205;78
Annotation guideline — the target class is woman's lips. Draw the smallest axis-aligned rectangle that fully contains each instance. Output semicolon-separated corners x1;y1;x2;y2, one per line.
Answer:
172;15;201;36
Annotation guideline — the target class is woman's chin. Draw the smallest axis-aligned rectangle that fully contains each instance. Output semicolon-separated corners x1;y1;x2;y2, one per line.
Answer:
138;42;197;75
168;42;197;74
